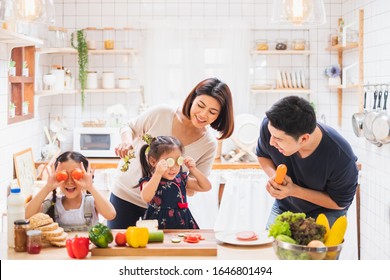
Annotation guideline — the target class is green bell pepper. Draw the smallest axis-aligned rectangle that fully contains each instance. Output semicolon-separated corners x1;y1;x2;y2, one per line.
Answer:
89;223;113;248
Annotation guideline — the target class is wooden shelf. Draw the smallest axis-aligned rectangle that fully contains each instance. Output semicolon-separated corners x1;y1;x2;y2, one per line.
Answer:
0;29;43;46
84;88;141;93
251;50;310;55
8;76;34;83
251;88;311;94
35;88;141;97
326;43;359;52
36;47;139;55
35;90;78;97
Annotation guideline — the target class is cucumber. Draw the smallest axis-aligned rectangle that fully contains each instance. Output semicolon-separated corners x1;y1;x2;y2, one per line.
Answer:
276;234;297;244
171;237;181;243
148;230;164;242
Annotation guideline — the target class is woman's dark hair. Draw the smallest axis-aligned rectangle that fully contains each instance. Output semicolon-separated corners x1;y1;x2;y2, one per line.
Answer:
265;96;316;140
139;136;184;179
46;151;89;220
182;77;234;140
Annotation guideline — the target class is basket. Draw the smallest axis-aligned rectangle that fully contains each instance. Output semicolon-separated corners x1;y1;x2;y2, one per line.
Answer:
82;120;106;127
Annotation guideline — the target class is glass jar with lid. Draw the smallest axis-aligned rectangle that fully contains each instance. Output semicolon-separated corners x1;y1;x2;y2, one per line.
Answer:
292;39;306;50
275;39;288;50
255;39;269;51
103;27;115;50
124;27;134;49
26;230;42;254
14;219;29;252
85;27;97;50
48;26;67;48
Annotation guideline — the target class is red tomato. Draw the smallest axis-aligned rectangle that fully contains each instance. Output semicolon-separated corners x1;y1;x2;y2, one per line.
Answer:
184;234;200;243
115;232;127;246
72;168;84;180
56;171;68;182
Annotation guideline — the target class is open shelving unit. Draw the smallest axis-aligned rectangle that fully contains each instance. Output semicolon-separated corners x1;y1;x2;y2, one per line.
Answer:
327;9;364;126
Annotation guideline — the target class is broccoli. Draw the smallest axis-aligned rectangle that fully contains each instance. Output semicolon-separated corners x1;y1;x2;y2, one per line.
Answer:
290;217;326;245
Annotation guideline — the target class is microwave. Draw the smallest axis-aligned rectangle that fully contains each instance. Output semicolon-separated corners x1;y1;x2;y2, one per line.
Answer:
73;127;121;158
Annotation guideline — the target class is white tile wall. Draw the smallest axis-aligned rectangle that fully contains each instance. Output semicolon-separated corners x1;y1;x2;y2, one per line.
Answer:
0;0;389;259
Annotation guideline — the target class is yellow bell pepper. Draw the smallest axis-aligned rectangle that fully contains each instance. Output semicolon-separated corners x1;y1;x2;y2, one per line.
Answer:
126;226;149;248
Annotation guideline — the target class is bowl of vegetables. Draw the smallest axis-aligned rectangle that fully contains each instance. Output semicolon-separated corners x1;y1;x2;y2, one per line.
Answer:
273;239;343;260
269;211;347;260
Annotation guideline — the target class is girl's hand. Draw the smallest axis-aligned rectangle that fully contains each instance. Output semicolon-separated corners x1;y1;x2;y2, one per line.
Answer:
73;163;94;192
45;163;64;191
155;159;168;176
183;156;196;170
115;141;134;158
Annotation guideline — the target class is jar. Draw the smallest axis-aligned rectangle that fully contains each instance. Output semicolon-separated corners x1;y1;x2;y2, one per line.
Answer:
86;71;98;89
255;39;269;51
292;39;306;50
124;27;134;49
102;71;115;89
330;29;339;46
26;230;42;254
48;26;66;48
103;27;115;50
275;39;288;50
51;65;65;91
118;77;131;89
14;219;29;252
85;27;97;50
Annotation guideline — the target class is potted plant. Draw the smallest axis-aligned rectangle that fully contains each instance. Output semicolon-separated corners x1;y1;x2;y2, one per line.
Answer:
324;65;341;86
71;30;88;109
9;60;16;76
9;102;16;118
22;101;29;115
22;61;29;77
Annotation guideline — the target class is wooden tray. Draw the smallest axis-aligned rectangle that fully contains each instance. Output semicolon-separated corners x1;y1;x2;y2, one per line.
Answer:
91;229;217;256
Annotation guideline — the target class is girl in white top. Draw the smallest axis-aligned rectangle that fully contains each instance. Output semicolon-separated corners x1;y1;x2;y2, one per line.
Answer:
109;77;235;229
26;151;116;231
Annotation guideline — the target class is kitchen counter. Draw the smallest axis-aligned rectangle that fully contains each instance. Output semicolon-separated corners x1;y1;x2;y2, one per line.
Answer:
0;231;276;260
35;158;260;170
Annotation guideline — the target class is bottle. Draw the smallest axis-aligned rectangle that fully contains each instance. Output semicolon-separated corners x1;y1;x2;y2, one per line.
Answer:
27;230;42;254
7;188;25;248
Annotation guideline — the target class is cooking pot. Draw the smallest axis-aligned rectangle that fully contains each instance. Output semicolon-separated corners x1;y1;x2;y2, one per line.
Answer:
372;90;390;144
363;90;382;147
352;91;367;137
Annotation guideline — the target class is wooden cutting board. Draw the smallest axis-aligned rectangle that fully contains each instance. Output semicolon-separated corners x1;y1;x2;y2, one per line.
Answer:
90;229;217;256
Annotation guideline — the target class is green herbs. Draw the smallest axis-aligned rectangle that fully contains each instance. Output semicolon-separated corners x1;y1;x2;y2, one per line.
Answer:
120;149;135;172
71;30;88;109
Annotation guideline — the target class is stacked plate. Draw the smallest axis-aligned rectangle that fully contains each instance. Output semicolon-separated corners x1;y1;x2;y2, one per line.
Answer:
276;70;306;89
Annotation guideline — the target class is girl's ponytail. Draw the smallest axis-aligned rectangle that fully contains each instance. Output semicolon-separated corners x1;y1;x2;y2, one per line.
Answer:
139;144;152;178
46;189;57;220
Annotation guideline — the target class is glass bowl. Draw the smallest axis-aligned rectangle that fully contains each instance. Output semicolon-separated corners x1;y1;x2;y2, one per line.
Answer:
273;239;343;260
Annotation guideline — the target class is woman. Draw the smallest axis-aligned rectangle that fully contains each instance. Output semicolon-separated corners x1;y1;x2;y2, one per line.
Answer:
108;77;234;229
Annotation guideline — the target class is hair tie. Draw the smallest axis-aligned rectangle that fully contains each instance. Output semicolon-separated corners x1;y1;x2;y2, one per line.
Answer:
142;134;155;154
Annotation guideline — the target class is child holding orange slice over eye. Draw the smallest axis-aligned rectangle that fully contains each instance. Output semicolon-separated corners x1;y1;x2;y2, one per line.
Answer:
25;151;116;231
138;135;211;229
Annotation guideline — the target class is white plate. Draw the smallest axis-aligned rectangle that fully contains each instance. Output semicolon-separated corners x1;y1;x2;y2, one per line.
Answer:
295;71;301;88
231;114;260;146
215;230;274;246
276;70;283;88
286;72;292;88
300;70;306;88
291;71;297;88
282;71;288;88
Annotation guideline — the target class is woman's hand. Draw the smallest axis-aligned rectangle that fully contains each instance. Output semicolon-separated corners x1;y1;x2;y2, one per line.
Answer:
183;156;196;170
115;141;134;158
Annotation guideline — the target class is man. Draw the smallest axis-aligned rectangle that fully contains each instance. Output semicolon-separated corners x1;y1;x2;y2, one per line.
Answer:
256;96;358;227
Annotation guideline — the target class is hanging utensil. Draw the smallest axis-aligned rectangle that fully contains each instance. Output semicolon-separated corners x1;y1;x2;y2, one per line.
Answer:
363;90;382;147
352;90;367;137
372;90;390;144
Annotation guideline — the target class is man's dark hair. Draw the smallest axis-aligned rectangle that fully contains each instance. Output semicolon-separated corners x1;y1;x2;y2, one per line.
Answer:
265;96;316;140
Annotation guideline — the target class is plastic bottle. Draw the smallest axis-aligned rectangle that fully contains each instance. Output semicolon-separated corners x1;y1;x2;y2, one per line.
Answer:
7;188;25;248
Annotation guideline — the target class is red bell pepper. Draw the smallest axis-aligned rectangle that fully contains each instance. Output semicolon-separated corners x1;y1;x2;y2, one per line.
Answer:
66;236;90;259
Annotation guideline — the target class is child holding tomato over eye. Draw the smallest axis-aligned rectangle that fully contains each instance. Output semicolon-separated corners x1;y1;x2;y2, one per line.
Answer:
25;151;116;231
138;136;212;229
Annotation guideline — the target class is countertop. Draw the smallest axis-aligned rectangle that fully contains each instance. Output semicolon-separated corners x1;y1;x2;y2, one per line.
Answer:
1;231;276;260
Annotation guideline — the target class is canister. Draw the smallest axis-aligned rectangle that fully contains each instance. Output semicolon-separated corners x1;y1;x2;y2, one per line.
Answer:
51;65;65;91
85;27;97;50
14;219;29;252
118;77;131;89
102;71;115;89
26;230;42;254
103;27;115;50
86;71;98;89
